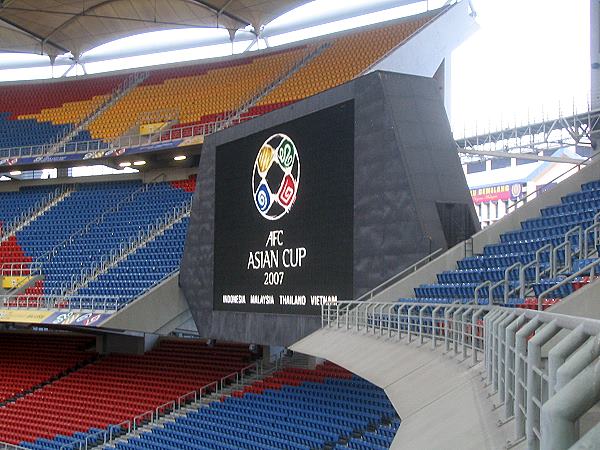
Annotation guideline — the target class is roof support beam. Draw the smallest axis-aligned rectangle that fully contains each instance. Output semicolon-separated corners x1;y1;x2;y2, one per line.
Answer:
0;16;68;54
186;0;251;27
458;148;587;165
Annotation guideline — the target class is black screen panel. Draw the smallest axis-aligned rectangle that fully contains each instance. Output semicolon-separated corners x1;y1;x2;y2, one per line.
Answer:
213;101;355;315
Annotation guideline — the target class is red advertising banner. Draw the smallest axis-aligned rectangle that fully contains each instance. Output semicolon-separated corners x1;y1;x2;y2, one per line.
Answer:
471;183;523;204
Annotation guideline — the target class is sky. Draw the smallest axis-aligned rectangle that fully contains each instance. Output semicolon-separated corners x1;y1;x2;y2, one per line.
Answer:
451;0;590;136
0;0;591;138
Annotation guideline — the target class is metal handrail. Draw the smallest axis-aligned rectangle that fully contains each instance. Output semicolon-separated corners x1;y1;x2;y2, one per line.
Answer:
0;261;42;278
67;198;191;295
0;294;127;312
0;443;29;450
37;173;165;263
109;420;131;441
321;300;600;449
177;390;197;409
583;211;600;257
2;185;68;241
155;400;176;419
0;114;261;162
473;280;493;305
219;371;239;390
355;247;443;302
537;258;600;310
50;72;150;155
551;225;583;276
132;410;154;431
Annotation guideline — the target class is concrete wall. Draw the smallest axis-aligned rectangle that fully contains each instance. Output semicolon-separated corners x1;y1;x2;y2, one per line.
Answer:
548;279;600;319
180;71;477;347
368;0;478;115
95;332;146;354
100;273;192;335
592;0;600;109
290;328;512;450
371;155;600;301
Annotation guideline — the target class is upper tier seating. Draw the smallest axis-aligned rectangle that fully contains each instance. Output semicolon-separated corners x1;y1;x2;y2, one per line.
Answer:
258;11;437;107
0;333;95;404
403;178;600;308
0;113;92;149
0;76;124;151
0;8;443;151
113;362;398;450
87;46;312;140
0;339;253;445
0;76;126;118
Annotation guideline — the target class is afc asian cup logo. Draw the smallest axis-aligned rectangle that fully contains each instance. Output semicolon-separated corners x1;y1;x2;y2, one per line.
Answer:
252;133;300;220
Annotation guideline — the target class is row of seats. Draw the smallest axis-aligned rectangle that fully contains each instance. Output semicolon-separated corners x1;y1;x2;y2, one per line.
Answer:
113;362;398;450
0;8;444;151
0;177;194;310
258;11;438;107
86;46;312;139
401;178;600;308
0;339;255;444
0;113;93;149
0;76;125;118
0;333;95;404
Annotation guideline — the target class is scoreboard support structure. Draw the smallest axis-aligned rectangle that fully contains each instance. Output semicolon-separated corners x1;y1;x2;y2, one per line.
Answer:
180;71;478;346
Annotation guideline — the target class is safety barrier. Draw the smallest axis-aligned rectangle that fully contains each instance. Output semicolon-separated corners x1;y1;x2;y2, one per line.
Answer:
322;301;600;450
0;444;28;450
0;115;259;161
0;294;127;312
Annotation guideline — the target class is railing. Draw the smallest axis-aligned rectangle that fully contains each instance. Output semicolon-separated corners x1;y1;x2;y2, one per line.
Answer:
0;294;127;312
0;115;259;161
218;42;331;130
2;185;69;240
355;247;443;302
101;363;261;447
49;72;150;156
537;258;600;309
322;300;600;450
2;361;265;450
476;211;600;307
0;444;29;450
322;301;487;363
37;172;167;264
67;199;192;295
0;262;42;278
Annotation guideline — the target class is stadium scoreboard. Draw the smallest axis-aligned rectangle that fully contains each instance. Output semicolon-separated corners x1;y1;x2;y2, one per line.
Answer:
213;101;355;315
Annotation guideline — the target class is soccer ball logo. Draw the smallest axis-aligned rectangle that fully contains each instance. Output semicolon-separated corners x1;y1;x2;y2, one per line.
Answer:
252;133;300;221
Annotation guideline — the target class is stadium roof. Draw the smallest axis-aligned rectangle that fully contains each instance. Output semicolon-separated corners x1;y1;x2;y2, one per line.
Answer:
0;0;308;57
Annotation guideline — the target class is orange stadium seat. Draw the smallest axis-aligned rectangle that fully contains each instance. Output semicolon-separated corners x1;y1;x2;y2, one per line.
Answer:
0;11;440;148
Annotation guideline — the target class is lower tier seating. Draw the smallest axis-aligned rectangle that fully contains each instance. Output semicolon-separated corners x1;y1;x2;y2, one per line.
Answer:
0;333;95;404
0;339;254;444
113;362;398;450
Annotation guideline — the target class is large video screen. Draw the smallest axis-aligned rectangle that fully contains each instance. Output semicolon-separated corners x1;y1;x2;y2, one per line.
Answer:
213;101;354;315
